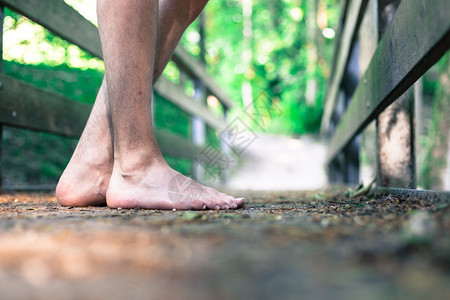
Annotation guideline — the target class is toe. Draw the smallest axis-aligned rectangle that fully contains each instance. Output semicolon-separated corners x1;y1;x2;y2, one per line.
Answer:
233;197;245;208
229;201;238;209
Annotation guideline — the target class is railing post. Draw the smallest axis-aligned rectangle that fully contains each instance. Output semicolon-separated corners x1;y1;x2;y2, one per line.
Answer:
341;40;361;185
219;107;230;184
414;77;424;159
328;41;360;185
375;0;416;188
191;80;206;182
191;13;207;182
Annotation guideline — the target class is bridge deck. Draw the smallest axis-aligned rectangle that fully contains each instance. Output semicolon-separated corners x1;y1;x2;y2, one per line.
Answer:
0;190;448;299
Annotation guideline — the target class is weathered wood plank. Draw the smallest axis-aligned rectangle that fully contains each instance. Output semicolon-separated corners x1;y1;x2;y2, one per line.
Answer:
328;0;351;86
172;46;234;109
0;0;102;59
0;74;91;137
154;129;203;161
154;77;227;131
326;0;450;164
321;0;369;134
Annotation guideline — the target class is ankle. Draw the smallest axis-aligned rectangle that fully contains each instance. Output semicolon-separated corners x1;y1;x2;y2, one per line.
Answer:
114;154;167;175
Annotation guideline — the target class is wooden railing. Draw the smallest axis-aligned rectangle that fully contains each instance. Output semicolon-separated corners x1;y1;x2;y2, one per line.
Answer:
322;0;449;195
0;0;234;189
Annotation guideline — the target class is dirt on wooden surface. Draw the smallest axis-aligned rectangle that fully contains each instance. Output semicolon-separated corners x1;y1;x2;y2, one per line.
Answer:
0;189;448;300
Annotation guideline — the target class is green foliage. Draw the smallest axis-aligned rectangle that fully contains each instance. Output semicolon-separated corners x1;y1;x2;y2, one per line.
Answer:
3;8;103;69
419;53;450;189
182;0;339;135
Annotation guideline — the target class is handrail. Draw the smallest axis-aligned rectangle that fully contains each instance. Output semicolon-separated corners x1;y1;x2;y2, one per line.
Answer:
321;0;368;134
154;77;227;131
0;74;90;137
172;46;234;109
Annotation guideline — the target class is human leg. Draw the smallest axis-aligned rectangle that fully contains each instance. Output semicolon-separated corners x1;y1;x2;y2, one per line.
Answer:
98;0;243;210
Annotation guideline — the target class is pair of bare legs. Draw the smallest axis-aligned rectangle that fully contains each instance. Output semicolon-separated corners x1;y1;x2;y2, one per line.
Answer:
56;0;244;210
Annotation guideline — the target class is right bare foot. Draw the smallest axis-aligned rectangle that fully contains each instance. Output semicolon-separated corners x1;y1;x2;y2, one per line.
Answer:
106;158;245;210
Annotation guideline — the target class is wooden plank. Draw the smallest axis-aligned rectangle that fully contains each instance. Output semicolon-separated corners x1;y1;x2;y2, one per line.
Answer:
155;129;202;161
321;0;369;134
156;128;222;164
172;46;234;109
1;184;56;192
0;74;91;137
154;77;226;131
326;0;450;164
0;0;102;58
328;0;351;85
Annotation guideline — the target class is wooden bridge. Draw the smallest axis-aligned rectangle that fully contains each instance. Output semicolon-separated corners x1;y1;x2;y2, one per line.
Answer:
0;0;448;298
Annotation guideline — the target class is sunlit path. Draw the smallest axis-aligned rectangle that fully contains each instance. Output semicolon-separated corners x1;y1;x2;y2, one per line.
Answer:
227;134;327;190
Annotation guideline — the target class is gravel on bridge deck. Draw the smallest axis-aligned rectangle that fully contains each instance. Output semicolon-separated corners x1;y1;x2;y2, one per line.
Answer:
0;190;448;299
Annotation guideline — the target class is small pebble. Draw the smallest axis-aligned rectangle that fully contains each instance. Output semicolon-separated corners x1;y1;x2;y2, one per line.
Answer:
172;208;177;212
117;207;122;210
406;211;437;239
320;218;331;228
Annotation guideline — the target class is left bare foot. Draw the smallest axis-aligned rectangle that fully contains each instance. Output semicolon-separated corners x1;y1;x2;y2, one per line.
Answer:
56;158;111;207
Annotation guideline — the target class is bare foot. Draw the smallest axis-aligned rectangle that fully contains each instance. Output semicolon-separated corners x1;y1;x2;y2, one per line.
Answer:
56;159;111;207
106;158;245;210
56;80;113;207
